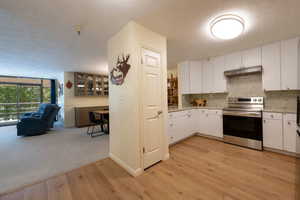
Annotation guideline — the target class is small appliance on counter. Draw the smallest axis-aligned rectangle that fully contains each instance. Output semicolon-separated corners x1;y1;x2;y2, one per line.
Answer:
191;99;207;107
223;97;264;150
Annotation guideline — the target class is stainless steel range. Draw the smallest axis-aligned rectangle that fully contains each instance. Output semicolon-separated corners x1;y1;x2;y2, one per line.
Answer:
223;97;264;150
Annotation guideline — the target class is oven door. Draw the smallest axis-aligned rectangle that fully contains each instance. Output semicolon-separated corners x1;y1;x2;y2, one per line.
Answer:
223;113;262;141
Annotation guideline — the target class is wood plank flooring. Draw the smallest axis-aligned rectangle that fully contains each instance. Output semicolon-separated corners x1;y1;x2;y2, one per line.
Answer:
1;136;299;200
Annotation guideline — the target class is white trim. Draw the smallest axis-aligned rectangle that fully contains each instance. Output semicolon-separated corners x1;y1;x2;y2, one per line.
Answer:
109;153;143;177
162;153;170;161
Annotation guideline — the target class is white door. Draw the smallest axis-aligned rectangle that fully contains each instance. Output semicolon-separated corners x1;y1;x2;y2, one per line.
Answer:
283;114;298;153
189;61;202;94
213;56;227;93
202;60;214;93
178;62;190;94
142;48;163;169
242;47;262;67
262;42;281;91
263;118;283;150
281;37;299;90
224;51;242;70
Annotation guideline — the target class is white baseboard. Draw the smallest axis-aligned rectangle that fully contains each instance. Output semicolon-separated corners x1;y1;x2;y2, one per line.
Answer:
109;153;143;177
196;133;223;141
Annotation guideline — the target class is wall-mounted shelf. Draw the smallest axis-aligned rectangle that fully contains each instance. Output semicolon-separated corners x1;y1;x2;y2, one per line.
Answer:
74;72;109;97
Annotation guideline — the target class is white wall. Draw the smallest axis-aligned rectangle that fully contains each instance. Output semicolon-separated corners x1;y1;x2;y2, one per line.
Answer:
63;72;108;127
108;21;168;176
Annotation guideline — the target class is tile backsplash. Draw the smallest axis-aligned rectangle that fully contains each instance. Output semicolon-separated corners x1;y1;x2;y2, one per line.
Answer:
183;73;300;111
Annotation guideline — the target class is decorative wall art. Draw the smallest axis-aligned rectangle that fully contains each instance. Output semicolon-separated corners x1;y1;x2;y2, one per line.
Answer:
66;80;73;89
110;54;131;85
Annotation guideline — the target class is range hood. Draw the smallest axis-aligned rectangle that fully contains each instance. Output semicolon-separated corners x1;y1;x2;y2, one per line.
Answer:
224;66;263;77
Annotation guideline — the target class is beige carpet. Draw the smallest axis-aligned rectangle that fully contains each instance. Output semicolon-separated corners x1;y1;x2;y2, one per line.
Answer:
0;125;109;194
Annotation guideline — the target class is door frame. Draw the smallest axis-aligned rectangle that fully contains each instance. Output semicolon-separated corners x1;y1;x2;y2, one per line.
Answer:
139;46;167;170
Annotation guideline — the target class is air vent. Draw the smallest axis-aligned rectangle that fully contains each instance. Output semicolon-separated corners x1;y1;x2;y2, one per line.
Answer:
224;66;263;77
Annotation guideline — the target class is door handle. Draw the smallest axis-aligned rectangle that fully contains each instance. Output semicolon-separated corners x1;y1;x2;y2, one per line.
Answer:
297;130;300;137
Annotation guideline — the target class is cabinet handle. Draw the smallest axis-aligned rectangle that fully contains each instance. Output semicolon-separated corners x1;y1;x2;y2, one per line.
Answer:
270;115;274;118
263;120;266;123
288;121;291;125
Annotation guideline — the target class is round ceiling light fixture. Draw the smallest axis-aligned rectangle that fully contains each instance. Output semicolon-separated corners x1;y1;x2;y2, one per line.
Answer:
210;14;245;40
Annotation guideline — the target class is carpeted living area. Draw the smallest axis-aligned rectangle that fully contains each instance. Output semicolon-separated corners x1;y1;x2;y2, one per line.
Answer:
0;125;109;194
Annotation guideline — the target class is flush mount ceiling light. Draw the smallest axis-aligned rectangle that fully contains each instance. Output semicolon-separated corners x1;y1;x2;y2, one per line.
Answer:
210;14;245;40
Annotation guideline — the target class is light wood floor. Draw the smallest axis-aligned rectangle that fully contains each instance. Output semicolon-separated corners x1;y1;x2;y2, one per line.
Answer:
1;136;299;200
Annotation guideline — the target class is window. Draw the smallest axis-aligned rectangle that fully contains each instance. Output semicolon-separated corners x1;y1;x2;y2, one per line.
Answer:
0;76;56;126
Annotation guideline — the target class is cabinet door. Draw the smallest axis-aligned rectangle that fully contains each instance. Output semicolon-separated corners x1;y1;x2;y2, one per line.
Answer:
207;110;223;138
189;61;202;94
167;119;175;144
178;62;190;94
242;47;262;67
202;60;214;93
263;119;283;150
283;114;298;153
224;52;242;70
198;109;208;134
262;42;281;91
190;109;200;133
213;56;227;93
281;37;299;90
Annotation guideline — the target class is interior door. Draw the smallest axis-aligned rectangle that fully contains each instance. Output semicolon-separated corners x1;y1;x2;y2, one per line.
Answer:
142;48;163;169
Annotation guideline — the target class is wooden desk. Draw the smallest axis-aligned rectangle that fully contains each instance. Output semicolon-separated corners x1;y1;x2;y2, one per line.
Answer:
74;106;108;127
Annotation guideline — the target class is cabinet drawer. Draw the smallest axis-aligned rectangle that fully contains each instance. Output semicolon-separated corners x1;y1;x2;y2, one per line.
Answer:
263;112;282;120
198;109;209;114
208;110;222;115
284;114;296;122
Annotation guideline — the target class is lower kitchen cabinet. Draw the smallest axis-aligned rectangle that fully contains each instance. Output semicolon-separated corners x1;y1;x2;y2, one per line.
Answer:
168;109;223;145
263;112;299;154
168;110;197;144
283;114;299;153
207;110;223;138
263;112;283;150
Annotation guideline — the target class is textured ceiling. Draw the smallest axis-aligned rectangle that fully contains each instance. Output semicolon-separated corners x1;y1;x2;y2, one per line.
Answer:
0;0;300;78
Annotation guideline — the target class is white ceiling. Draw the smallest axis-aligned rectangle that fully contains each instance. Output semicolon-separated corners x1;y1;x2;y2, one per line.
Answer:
0;0;300;78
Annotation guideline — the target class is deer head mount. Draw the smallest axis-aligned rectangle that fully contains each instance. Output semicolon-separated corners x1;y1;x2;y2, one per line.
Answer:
110;54;131;85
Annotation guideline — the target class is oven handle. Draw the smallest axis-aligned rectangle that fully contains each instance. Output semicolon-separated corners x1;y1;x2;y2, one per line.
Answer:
223;111;262;118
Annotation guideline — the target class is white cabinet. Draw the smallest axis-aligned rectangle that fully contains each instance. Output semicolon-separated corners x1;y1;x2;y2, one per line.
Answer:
207;110;223;138
281;37;299;90
262;42;281;91
202;60;214;93
263;112;283;150
167;110;199;145
198;109;209;134
224;52;242;70
189;61;202;94
213;56;227;93
198;109;223;138
178;62;190;94
242;47;262;67
283;114;298;153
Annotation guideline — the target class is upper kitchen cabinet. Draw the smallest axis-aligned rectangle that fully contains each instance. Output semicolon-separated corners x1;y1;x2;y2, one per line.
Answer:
178;61;190;94
281;37;300;90
262;42;281;91
189;61;203;94
202;59;214;93
242;47;262;67
224;51;242;70
213;56;227;93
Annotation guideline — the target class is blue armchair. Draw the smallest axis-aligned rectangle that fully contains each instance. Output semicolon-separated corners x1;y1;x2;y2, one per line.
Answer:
17;104;60;136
